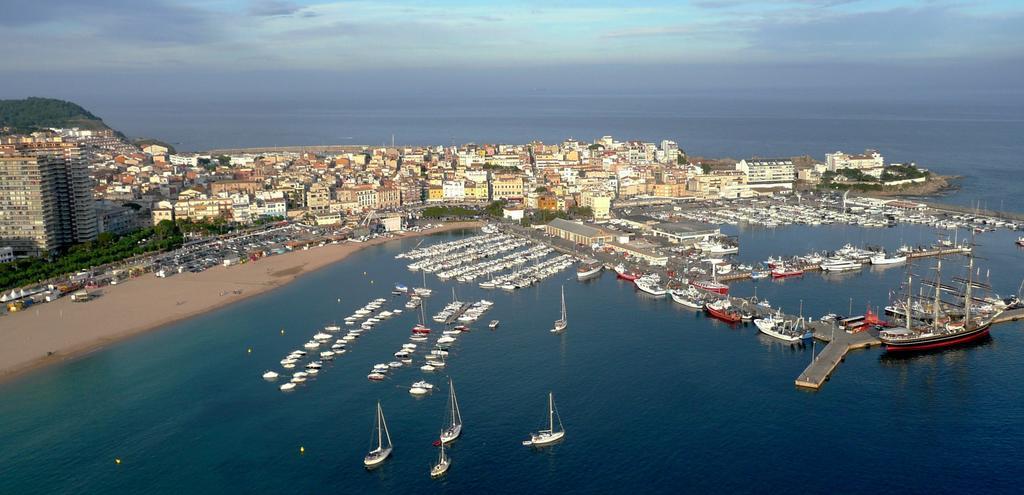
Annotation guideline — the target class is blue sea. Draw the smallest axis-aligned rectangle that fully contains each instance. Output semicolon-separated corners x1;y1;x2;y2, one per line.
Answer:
85;94;1024;212
2;225;1023;494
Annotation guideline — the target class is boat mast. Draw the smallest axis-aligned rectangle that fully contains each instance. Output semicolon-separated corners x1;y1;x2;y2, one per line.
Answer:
965;255;974;324
561;286;567;321
548;393;554;432
381;403;392;448
376;402;383;450
906;274;913;330
450;377;461;426
933;260;942;331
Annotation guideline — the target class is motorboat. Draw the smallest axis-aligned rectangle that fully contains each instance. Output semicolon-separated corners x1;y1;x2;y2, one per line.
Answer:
870;252;907;265
262;370;279;380
279;382;296;391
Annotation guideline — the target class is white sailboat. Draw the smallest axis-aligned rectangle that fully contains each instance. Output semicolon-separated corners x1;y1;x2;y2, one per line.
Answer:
430;430;451;478
523;392;565;447
363;401;393;468
551;286;568;333
439;377;463;444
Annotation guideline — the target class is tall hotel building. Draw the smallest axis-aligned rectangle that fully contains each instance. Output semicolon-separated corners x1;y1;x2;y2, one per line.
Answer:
0;137;96;257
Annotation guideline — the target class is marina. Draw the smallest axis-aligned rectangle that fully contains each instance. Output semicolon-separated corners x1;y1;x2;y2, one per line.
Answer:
2;223;1024;493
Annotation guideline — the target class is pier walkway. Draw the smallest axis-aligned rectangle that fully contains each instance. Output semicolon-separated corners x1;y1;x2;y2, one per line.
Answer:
794;324;880;390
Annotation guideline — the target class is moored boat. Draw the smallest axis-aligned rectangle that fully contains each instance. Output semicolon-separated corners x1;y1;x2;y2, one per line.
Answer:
705;299;742;324
576;260;602;280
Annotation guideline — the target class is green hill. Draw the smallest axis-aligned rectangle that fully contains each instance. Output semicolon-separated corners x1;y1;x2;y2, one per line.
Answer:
0;97;111;133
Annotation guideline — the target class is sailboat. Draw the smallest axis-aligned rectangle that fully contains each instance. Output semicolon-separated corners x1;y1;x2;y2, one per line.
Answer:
430;430;451;478
523;392;565;447
437;377;462;444
551;286;568;333
414;270;432;297
363;401;393;468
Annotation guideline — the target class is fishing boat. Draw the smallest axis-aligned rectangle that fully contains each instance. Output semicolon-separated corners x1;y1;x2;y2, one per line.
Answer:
770;264;804;278
880;257;995;352
430;431;451;478
705;299;742;324
753;314;804;343
363;402;393;468
870;252;907;265
634;275;668;296
576;260;602;280
820;258;861;272
522;392;565;447
552;286;568;333
438;378;463;444
670;287;704;309
750;269;770;280
691;279;728;295
614;264;640;281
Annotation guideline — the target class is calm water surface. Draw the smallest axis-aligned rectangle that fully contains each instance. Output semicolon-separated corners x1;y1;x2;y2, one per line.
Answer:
1;226;1023;494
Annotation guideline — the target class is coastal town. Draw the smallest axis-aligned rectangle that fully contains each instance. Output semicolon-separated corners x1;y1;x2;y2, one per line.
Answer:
3;108;1023;309
4;110;1024;387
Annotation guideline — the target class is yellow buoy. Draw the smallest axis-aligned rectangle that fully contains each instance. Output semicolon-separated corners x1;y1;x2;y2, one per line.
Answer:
300;446;305;454
280;329;285;335
247;348;252;354
115;458;121;465
363;271;367;275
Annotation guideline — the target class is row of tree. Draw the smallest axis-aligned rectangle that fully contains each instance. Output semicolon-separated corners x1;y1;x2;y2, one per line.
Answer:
0;221;184;291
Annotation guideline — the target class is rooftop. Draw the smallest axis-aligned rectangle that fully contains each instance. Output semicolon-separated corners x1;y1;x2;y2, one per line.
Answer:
547;217;610;238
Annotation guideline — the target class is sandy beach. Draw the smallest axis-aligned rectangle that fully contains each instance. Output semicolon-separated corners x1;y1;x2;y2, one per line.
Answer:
0;222;480;384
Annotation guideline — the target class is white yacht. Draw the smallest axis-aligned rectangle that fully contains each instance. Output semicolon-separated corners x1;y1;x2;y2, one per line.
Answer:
820;258;861;272
551;286;568;333
363;402;393;468
262;370;279;380
430;430;451;478
439;378;463;444
523;392;565;447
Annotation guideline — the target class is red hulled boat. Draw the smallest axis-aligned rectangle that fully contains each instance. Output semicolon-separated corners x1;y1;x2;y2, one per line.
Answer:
412;324;431;334
704;300;742;324
770;265;804;278
691;280;729;295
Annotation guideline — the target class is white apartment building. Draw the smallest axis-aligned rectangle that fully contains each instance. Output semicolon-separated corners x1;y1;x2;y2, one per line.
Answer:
735;158;796;189
826;150;884;172
442;180;465;200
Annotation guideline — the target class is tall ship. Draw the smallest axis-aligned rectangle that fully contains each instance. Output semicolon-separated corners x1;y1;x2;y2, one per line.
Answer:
879;256;998;352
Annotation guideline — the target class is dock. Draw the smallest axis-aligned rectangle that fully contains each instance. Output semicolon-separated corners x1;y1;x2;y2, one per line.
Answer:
443;302;473;325
794;324;880;390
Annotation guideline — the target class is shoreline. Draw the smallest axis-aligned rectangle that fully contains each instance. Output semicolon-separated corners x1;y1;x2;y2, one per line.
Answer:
0;221;481;385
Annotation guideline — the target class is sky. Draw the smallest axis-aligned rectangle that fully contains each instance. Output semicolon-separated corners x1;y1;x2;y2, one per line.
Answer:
3;0;1024;101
